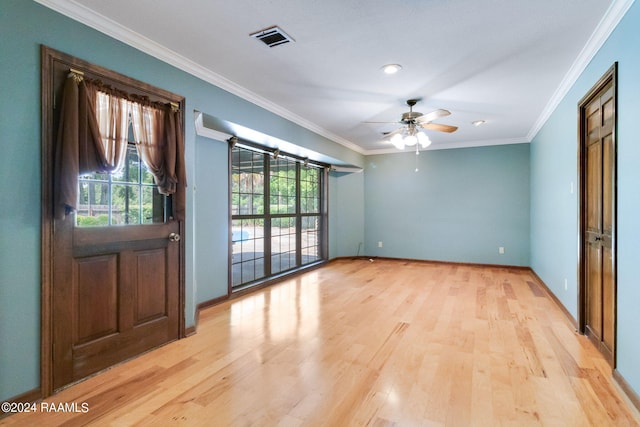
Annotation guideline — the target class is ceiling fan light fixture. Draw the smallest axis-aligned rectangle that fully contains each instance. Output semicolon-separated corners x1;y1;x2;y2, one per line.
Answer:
390;133;405;149
384;99;457;152
404;134;418;146
382;64;402;75
472;120;486;126
417;131;431;148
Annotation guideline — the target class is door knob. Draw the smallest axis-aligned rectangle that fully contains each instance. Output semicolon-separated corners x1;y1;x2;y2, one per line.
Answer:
169;232;181;242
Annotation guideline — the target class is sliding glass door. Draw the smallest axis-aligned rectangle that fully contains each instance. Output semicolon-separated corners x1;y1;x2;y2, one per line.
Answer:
231;145;325;289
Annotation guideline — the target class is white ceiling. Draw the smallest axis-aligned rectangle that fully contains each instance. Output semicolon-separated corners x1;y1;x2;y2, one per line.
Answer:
38;0;631;154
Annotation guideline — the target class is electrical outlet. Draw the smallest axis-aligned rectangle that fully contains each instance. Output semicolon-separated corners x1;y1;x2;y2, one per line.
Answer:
378;241;383;248
499;246;505;254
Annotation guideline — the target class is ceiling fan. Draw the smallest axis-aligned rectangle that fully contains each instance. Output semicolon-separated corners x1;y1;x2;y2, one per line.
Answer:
377;99;458;150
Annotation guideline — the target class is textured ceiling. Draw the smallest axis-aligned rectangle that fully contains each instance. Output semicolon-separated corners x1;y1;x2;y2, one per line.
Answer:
39;0;625;154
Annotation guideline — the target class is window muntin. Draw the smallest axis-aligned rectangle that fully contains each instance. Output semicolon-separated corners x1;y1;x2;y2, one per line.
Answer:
301;217;320;263
231;218;265;286
231;145;324;288
300;167;320;214
76;144;166;226
271;217;297;275
270;157;296;215
231;149;264;216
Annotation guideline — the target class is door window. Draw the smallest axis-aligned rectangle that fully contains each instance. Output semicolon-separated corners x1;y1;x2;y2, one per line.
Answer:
77;143;166;226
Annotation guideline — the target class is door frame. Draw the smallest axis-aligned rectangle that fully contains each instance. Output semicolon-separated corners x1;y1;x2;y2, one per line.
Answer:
577;62;617;366
40;46;186;397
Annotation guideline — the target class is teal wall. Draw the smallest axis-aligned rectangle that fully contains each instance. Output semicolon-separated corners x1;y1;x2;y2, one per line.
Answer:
0;0;364;400
364;144;530;266
531;0;640;400
329;171;366;258
193;136;231;304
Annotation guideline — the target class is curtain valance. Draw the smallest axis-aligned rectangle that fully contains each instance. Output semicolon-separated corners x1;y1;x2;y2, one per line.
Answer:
53;72;186;220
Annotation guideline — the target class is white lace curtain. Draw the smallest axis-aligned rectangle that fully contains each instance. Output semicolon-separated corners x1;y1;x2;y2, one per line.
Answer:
54;73;186;220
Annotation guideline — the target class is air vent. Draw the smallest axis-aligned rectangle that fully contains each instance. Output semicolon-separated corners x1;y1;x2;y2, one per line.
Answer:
250;26;295;48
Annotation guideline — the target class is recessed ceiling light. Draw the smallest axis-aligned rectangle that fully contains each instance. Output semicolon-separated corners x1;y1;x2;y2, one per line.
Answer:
382;64;402;75
472;120;486;126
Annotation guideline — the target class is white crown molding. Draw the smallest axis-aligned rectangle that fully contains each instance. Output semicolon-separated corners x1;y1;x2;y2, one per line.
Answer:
527;0;635;141
34;0;367;156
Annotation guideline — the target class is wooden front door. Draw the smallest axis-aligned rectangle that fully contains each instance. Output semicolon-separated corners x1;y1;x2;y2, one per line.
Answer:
580;64;616;366
42;47;184;393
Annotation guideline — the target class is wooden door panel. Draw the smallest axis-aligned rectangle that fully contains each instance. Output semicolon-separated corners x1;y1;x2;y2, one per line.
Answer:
586;142;601;233
602;88;614;125
74;224;173;250
74;255;118;345
586;243;602;337
586;107;600;144
602;245;614;353
134;249;169;324
603;135;614;236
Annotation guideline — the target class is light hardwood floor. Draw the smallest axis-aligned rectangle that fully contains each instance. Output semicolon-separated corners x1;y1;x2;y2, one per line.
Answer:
2;259;639;426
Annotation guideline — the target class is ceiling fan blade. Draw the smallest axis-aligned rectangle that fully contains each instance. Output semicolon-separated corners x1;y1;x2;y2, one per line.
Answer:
382;128;403;138
416;109;451;124
420;122;458;133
